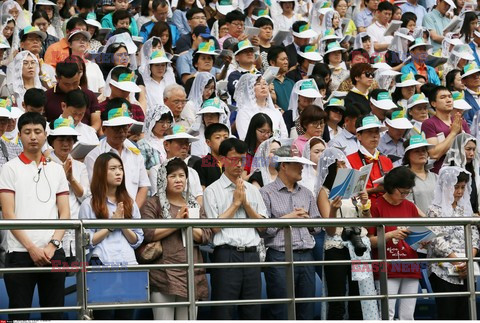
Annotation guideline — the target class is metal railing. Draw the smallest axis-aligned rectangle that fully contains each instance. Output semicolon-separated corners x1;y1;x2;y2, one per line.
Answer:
0;217;479;320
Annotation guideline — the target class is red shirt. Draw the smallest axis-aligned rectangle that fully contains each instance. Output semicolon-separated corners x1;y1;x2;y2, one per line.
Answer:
368;197;421;280
347;151;393;205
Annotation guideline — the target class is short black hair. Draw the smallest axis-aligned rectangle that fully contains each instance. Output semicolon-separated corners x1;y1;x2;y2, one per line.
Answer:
267;46;287;65
111;66;133;81
311;62;331;79
225;10;246;24
420;82;437;99
24;88;46;108
18;112;46;132
66;17;87;32
457;171;470;184
186;7;204;20
166;157;189;178
300;105;327;131
64;89;88;108
384;166;416;194
378;1;394;12
192;51;213;68
344;103;362;123
219;138;247;156
428;85;450;104
254;17;273;28
205;123;229;140
292;20;308;33
348;48;369;62
101;98;131;121
401;12;417;29
56;61;79;78
77;0;96;10
112;9;131;26
152;0;168;11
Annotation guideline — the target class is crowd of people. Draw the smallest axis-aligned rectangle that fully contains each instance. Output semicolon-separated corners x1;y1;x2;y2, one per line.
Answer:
0;0;480;320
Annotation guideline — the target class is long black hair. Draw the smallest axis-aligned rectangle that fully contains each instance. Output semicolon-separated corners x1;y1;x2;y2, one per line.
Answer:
244;113;273;155
460;11;478;44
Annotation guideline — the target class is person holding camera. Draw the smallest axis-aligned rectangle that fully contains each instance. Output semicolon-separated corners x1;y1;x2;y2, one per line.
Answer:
367;166;421;320
315;147;378;320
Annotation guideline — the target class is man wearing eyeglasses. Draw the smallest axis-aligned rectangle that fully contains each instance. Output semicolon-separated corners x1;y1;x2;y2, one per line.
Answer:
163;84;195;129
218;10;249;49
85;98;150;208
139;0;179;45
401;38;441;86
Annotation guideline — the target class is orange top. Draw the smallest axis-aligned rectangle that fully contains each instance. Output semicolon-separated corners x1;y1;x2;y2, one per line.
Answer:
414;61;428;81
44;38;69;68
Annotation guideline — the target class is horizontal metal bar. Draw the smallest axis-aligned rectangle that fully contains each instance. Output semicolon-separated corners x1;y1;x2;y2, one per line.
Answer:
0;306;81;315
1;217;480;230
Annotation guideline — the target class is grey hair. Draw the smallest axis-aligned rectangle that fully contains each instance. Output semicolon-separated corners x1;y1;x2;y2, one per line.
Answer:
274;145;292;172
163;84;186;99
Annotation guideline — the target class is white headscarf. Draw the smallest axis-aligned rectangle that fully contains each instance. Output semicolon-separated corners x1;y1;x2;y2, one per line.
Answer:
250;137;281;187
388;28;412;58
288;78;322;121
313;146;351;196
309;1;326;34
139;36;175;84
156;157;200;218
353;32;374;56
442;32;460;57
233;73;276;112
0;0;28;30
432;166;473;218
300;136;327;193
320;10;342;37
447;44;473;69
143;104;174;140
6;50;42;105
443;133;480;209
1;15;19;51
103;32;138;70
188;72;216;111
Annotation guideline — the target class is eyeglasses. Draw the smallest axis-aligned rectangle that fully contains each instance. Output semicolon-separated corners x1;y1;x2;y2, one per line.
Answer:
224;156;246;166
231;21;245;28
110;42;127;51
256;129;272;136
309;121;325;128
171;99;188;106
157;120;172;126
363;72;375;78
396;188;412;196
22;60;37;67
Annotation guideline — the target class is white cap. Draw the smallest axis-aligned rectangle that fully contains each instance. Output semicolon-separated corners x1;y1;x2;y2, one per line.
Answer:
370;92;397;110
164;132;199;142
276;156;316;165
295;79;321;98
444;0;457;9
356;115;387;132
103;116;136;126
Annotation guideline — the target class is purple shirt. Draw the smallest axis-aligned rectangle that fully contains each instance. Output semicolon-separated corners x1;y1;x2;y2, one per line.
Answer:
421;115;470;173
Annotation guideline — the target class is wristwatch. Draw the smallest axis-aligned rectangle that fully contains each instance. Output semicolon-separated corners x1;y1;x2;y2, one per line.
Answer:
49;239;61;249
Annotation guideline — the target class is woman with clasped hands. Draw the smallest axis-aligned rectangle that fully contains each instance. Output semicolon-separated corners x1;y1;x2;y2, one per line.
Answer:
79;152;144;320
140;157;211;320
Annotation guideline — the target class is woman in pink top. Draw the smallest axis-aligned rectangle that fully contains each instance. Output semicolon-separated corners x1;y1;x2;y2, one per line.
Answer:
292;105;327;154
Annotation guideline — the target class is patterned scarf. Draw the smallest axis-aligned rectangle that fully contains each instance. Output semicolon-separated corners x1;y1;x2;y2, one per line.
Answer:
156;157;200;219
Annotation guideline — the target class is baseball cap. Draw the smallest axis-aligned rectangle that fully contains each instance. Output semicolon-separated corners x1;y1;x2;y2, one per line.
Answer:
385;110;414;130
370;91;397;110
193;25;213;39
356;115;387;132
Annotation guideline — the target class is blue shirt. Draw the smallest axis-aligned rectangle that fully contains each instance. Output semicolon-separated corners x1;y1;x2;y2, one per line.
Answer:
172;9;190;35
354;8;374;28
101;12;139;36
378;132;406;167
401;2;428;26
176;49;220;80
80;197;144;265
140;20;179;46
401;62;441;85
423;9;450;52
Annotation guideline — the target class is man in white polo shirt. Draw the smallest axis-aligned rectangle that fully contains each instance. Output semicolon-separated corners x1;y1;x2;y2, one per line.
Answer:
0;112;70;320
85;98;150;208
366;1;394;53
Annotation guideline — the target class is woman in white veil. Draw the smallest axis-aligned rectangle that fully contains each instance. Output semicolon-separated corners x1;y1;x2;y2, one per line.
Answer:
137;104;174;170
103;32;138;70
0;15;18;66
184;72;216;119
2;50;42;108
234;73;288;140
320;9;342;38
141;48;175;109
300;136;326;193
249;137;281;188
427;166;479;320
353;32;373;56
0;0;28;30
314;147;378;320
139;36;174;81
444;133;480;215
442;44;474;84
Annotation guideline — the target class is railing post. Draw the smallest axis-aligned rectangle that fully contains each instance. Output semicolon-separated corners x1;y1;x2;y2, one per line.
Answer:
377;225;389;320
186;226;196;320
464;224;477;320
284;226;296;320
75;223;90;320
